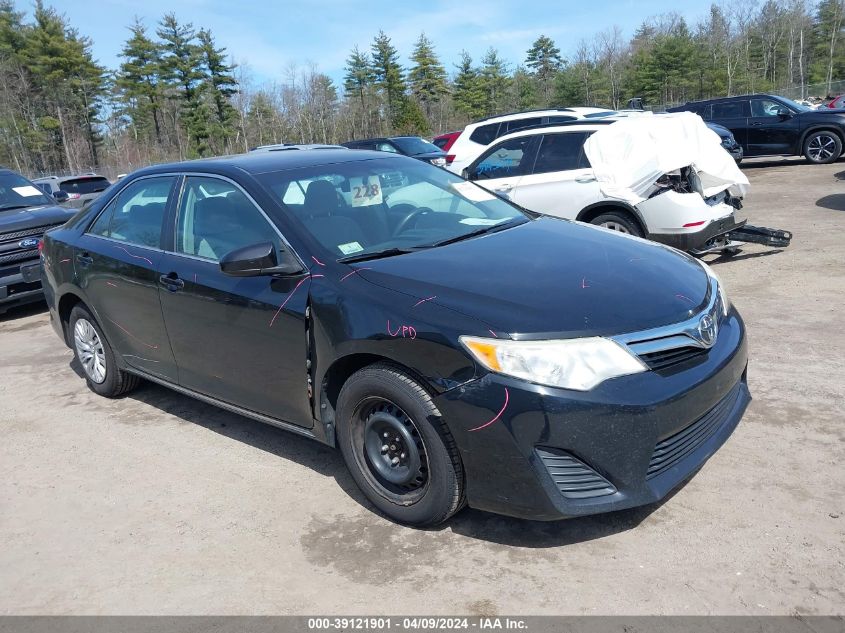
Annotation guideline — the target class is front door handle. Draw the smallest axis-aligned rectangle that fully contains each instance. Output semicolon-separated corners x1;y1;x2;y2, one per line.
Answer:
576;175;597;183
495;183;513;192
751;122;765;126
76;252;93;266
159;273;185;291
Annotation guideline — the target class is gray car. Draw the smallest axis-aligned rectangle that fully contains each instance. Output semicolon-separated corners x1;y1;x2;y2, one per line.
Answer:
33;174;112;209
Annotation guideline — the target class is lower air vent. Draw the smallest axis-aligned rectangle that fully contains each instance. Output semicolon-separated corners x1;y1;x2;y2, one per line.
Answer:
639;346;707;370
536;448;617;499
647;382;742;480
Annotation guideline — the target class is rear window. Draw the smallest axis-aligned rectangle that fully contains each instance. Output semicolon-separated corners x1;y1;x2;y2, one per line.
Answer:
469;123;500;145
711;101;750;119
583;111;618;118
60;177;111;195
532;133;592;174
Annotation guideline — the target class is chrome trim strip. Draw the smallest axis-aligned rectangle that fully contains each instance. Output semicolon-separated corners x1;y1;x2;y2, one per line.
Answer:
128;368;318;438
613;277;721;355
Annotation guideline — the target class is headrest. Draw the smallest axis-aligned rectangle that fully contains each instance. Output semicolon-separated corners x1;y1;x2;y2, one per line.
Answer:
194;196;235;233
304;180;338;217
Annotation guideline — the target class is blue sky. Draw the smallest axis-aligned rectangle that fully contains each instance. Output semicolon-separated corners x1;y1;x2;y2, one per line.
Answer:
28;0;705;85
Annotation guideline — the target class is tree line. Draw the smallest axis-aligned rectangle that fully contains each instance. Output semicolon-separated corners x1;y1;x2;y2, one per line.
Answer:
0;0;842;178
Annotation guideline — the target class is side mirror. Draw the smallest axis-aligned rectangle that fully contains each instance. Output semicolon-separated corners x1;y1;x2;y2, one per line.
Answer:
462;168;477;181
776;107;792;118
53;190;69;204
219;241;302;277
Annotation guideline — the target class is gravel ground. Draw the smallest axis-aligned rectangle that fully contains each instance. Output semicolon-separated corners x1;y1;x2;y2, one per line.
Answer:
0;157;843;615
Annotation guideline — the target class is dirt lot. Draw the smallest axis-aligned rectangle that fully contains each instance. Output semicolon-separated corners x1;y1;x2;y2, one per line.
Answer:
0;157;843;616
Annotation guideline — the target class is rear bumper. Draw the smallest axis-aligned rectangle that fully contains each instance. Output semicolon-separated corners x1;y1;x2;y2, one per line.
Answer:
435;308;749;520
0;261;44;313
651;213;744;251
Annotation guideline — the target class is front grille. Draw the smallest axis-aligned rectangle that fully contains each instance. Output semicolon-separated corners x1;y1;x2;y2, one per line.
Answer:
0;222;63;270
647;382;743;480
0;223;60;243
639;346;707;370
0;249;38;265
536;448;617;499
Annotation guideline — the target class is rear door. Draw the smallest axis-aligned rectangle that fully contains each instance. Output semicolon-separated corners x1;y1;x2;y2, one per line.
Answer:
158;174;313;427
510;131;599;218
465;135;538;200
76;175;179;381
709;100;751;151
747;97;800;154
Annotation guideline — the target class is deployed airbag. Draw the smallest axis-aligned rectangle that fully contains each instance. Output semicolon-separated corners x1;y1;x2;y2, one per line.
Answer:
583;112;750;205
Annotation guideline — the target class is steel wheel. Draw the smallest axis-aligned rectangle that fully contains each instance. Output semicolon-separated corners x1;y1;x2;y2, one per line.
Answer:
353;397;429;502
600;220;631;234
73;318;106;384
807;134;838;162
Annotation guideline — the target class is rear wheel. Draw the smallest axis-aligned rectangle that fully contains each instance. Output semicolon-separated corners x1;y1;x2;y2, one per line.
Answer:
69;305;140;398
336;363;464;526
590;212;644;237
803;131;842;164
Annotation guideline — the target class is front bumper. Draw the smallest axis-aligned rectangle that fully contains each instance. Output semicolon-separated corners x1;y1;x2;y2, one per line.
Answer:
435;309;749;520
0;261;44;314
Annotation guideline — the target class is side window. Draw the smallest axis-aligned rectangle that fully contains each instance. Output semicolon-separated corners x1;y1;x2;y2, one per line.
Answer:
504;117;542;134
175;176;281;262
472;136;534;180
547;115;576;124
751;98;787;117
88;176;174;249
711;101;750;119
469;123;501;145
532;133;590;174
376;142;399;153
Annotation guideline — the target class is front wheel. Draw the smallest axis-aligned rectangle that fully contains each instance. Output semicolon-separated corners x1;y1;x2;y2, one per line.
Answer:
590;212;644;237
803;131;842;164
336;363;465;526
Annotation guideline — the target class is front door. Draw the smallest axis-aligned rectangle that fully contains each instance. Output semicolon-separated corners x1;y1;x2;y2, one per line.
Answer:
76;175;179;381
158;175;313;428
467;135;537;201
510;131;600;219
747;97;800;154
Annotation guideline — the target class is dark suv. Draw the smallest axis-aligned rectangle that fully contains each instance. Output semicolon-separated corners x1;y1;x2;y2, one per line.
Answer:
41;150;749;526
342;136;447;166
0;169;76;315
667;94;845;164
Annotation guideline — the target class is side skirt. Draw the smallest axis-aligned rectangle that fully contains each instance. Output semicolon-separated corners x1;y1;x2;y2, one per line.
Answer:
129;368;325;444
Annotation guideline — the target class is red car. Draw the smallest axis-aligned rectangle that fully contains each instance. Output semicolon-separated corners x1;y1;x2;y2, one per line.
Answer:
826;95;845;109
432;131;462;164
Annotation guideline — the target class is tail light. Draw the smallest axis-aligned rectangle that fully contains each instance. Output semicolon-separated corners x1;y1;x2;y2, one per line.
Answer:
683;221;706;228
446;154;455;164
66;192;81;199
38;239;44;253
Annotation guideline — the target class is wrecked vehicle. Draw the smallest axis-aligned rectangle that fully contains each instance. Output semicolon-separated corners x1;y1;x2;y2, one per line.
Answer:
453;112;791;254
42;149;749;526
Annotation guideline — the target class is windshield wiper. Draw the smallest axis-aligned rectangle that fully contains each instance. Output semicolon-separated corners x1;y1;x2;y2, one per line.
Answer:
425;218;525;248
0;204;32;211
337;247;419;263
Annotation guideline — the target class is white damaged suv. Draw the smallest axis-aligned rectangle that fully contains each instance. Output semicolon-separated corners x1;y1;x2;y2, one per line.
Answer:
448;112;750;253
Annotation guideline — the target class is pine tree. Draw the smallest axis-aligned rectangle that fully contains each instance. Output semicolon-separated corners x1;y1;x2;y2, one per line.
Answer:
479;47;510;116
408;32;448;121
197;28;238;150
117;19;164;144
370;31;406;130
343;45;374;136
525;35;563;105
452;51;485;120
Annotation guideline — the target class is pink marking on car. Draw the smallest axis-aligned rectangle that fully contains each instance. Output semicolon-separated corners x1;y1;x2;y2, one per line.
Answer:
468;387;510;432
581;278;590;289
59;258;71;264
269;277;309;327
311;274;324;279
311;255;326;266
106;281;117;287
676;293;694;303
340;267;372;282
116;245;153;267
488;329;498;338
387;320;416;339
413;296;436;307
105;317;158;350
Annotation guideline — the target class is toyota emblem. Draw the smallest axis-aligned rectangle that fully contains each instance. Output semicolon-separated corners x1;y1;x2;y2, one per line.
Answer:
697;314;717;347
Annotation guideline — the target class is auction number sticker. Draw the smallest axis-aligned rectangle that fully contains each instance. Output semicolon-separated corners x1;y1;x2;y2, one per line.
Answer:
350;176;383;207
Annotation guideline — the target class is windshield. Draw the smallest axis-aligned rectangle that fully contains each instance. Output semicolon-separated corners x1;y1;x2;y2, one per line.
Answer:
0;171;53;209
256;156;527;259
391;137;443;156
777;96;811;112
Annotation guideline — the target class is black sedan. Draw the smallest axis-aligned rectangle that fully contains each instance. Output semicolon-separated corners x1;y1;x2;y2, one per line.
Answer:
668;93;845;164
41;150;750;526
342;136;447;166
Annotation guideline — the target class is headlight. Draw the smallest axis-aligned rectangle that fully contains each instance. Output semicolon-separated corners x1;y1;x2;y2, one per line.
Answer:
460;336;647;391
430;157;446;167
699;260;730;316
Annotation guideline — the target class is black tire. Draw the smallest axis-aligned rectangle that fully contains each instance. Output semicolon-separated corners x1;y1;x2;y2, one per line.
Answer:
803;131;842;164
590;211;644;237
69;305;140;398
336;363;465;526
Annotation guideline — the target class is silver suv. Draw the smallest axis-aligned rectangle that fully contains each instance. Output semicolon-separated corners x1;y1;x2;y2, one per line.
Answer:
33;174;112;209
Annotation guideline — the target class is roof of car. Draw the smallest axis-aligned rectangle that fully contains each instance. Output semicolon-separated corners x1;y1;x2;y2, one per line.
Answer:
249;143;345;152
132;149;406;178
676;93;781;106
32;173;108;182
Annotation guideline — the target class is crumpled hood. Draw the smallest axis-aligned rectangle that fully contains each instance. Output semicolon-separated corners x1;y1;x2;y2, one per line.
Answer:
356;217;711;338
0;204;75;233
584;112;750;205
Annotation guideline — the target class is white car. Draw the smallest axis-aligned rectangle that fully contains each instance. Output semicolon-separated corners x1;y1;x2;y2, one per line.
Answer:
446;107;618;167
451;113;750;253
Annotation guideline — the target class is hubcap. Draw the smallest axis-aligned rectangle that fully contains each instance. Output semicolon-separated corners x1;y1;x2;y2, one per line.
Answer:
808;135;836;161
73;318;106;383
600;220;631;234
354;399;429;500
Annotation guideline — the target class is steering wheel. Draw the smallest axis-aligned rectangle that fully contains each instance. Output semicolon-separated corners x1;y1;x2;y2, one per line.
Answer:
393;207;435;236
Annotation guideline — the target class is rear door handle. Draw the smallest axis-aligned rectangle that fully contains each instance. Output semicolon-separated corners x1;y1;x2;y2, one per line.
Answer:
76;252;93;266
575;176;597;183
495;183;514;192
751;122;765;126
159;273;185;291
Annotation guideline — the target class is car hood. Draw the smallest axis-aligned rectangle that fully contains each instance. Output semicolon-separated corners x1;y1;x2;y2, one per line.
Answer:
355;217;710;338
0;204;75;233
